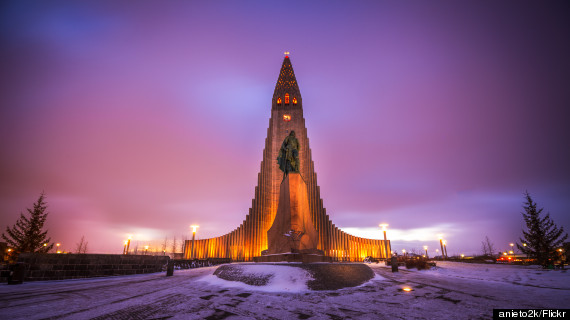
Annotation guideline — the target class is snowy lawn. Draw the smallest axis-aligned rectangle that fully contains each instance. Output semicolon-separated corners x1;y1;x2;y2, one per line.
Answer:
0;261;568;319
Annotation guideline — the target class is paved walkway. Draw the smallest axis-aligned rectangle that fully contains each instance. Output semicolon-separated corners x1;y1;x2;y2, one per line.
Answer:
0;263;568;319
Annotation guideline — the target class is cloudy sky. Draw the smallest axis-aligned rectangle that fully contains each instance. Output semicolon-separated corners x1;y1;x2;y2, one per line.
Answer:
1;1;569;255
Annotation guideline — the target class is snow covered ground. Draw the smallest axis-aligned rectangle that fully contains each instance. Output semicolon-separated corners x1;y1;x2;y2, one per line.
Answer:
0;261;568;319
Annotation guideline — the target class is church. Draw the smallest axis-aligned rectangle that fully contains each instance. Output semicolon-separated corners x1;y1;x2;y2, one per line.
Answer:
184;54;391;262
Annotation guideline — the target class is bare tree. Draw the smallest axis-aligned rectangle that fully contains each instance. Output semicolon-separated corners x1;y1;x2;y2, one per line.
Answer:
481;236;495;257
171;236;178;253
180;235;187;253
161;237;167;255
75;236;88;254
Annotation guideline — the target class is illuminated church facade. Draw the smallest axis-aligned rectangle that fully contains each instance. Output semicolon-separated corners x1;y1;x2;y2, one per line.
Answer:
184;55;391;262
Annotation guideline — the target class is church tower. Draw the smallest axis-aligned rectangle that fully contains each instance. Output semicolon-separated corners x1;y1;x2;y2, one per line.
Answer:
184;54;390;261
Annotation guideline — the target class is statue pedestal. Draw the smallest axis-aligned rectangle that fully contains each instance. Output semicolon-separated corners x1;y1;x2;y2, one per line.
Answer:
254;173;330;263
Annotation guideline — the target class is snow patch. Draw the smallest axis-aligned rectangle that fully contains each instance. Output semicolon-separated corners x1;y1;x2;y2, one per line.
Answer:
199;264;313;293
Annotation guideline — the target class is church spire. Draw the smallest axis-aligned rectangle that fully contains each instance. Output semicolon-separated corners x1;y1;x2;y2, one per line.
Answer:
273;52;301;109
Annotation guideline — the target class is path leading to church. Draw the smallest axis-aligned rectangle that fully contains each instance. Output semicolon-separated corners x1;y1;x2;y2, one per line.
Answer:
0;262;568;319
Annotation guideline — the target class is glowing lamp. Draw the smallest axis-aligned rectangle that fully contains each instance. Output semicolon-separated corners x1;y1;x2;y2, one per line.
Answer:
379;224;388;231
191;225;199;233
402;287;412;292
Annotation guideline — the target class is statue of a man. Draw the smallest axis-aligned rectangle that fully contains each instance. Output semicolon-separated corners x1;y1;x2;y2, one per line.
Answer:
277;131;300;174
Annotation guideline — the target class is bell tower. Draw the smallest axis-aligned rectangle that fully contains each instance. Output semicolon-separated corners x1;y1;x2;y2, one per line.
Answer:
184;53;390;262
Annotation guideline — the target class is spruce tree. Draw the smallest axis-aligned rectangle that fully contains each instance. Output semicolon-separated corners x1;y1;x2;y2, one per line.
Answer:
2;193;54;255
517;192;568;266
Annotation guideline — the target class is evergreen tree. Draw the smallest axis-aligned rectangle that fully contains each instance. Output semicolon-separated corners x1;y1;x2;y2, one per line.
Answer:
2;193;54;255
517;192;568;266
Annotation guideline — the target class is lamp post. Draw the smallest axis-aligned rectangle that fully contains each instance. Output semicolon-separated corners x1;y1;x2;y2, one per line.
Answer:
190;225;199;260
438;235;445;260
379;224;389;263
402;249;406;258
424;246;428;259
509;243;514;256
443;240;448;259
144;245;149;255
56;243;61;254
123;240;128;255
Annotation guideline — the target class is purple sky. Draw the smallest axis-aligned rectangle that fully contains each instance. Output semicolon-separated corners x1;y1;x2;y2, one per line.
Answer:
1;1;569;256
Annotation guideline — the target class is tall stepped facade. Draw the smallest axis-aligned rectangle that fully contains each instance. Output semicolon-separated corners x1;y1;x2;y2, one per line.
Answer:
184;55;391;262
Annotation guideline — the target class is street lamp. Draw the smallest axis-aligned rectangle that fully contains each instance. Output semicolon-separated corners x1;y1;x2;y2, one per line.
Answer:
402;249;406;258
144;245;149;255
438;234;445;260
442;240;448;259
123;240;128;255
423;246;428;259
56;243;61;254
190;225;199;260
461;254;465;259
510;243;514;256
379;224;389;263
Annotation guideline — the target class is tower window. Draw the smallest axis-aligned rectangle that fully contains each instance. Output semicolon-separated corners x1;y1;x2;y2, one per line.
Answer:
285;93;290;104
277;97;282;104
293;97;297;105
